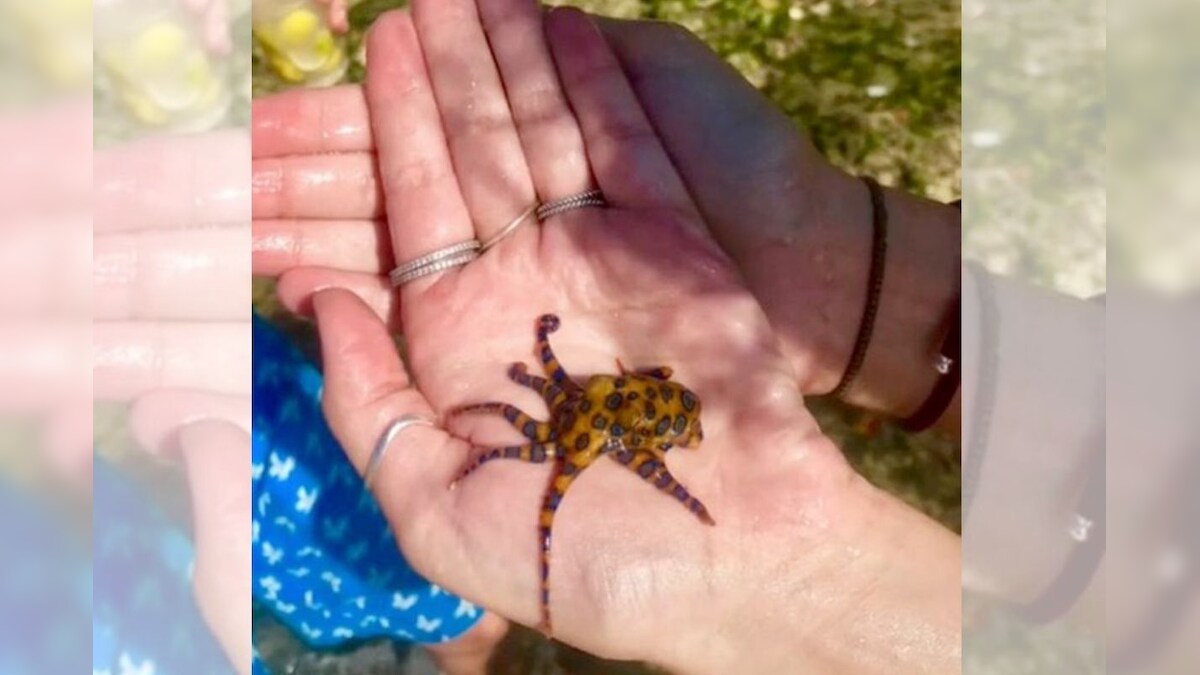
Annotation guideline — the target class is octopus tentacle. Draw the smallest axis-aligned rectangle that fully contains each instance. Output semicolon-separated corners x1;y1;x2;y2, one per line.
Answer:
610;449;716;525
508;362;569;409
536;450;594;635
535;314;576;390
457;442;562;480
452;402;556;442
616;359;673;381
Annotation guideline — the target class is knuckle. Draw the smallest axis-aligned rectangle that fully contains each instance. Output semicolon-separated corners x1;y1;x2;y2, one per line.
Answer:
382;159;452;192
442;105;515;142
511;84;573;129
592;119;658;147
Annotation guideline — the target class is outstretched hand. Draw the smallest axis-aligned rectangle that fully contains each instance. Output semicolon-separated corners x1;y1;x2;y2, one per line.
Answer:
311;0;854;666
252;15;882;397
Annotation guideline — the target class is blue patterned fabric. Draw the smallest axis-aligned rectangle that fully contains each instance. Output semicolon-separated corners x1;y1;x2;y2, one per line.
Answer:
0;476;90;675
252;314;482;651
93;457;231;675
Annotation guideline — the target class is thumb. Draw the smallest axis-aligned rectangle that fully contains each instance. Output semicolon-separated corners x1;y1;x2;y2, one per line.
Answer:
180;419;252;675
310;288;466;524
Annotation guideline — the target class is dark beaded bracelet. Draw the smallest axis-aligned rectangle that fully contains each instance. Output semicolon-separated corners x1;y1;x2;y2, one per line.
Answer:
1012;293;1108;625
830;176;888;400
1012;425;1106;624
899;300;962;432
898;198;963;432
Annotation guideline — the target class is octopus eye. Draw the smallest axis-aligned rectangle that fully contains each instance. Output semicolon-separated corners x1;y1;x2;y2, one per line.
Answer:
673;415;688;434
681;391;697;412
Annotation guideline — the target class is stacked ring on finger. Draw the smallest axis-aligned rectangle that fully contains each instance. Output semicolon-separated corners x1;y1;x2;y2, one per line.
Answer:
481;189;607;252
389;189;609;287
536;189;607;222
480;203;538;252
389;240;481;288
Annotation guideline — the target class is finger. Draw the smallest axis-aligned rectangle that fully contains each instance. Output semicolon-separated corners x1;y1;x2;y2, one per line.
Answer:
0;323;89;414
478;0;592;200
129;390;251;459
251;85;371;158
253;218;389;276
411;0;536;242
203;0;232;56
180;420;253;675
252;153;383;220
311;288;464;511
598;17;812;242
94;323;251;400
44;401;93;487
0;101;90;218
95;228;249;321
546;8;699;217
365;12;476;281
0;215;89;316
96;129;250;232
276;267;400;331
328;0;350;33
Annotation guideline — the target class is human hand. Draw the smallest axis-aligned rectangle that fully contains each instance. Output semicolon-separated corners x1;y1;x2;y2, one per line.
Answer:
308;3;959;672
95;128;252;673
251;14;961;422
129;414;253;675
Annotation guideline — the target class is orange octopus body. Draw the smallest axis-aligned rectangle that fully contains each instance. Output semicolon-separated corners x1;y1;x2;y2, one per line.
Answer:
452;314;713;636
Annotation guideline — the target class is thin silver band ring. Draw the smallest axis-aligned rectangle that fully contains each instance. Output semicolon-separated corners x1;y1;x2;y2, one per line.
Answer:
389;241;481;288
390;249;479;287
388;189;606;286
480;203;538;252
364;414;435;490
536;189;607;222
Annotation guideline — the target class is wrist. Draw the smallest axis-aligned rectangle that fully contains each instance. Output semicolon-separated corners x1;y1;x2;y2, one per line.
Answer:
811;170;961;420
648;445;961;674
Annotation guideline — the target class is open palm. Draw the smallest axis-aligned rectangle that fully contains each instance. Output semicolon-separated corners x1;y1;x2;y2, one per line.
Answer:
314;1;843;661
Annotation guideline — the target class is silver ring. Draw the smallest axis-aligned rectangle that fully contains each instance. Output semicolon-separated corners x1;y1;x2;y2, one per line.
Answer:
480;203;538;252
536;189;607;222
389;240;481;288
364;414;435;490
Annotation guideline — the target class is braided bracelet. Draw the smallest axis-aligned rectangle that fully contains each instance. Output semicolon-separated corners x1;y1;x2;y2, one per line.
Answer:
899;299;962;432
830;176;888;399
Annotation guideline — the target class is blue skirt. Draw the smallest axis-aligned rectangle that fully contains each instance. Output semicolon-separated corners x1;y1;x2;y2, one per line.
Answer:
252;314;482;649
